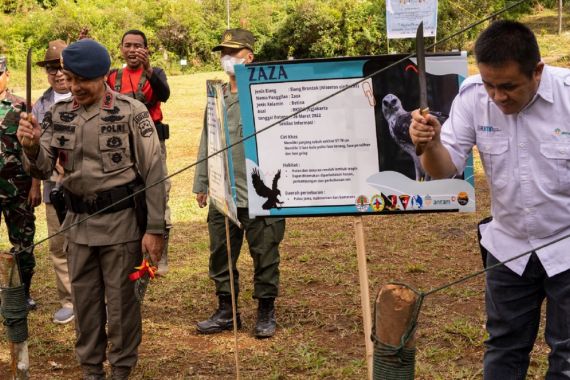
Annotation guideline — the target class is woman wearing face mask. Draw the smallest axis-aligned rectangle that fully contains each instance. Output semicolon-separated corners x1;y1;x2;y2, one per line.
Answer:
192;28;286;339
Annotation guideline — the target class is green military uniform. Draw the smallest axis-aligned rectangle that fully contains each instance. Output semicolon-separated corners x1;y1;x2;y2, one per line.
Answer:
24;87;165;376
0;91;35;290
193;86;285;299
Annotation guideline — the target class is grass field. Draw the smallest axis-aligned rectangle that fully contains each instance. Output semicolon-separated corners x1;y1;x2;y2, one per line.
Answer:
2;8;570;379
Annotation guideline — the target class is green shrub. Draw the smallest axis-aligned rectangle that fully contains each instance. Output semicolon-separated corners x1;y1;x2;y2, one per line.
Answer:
0;0;539;73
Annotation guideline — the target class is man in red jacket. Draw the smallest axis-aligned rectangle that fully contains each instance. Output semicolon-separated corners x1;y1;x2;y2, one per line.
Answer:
107;29;171;275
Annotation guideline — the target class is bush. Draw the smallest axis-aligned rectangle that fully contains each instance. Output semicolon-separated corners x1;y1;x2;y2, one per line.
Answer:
0;0;538;73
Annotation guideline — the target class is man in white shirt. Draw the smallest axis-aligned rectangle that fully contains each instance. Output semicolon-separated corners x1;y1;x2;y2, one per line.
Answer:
410;20;570;378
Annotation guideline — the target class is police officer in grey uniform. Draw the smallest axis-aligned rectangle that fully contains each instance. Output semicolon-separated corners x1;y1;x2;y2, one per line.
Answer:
193;28;286;338
18;39;165;380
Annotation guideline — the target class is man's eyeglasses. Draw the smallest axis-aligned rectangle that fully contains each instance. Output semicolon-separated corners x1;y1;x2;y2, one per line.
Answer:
46;65;63;75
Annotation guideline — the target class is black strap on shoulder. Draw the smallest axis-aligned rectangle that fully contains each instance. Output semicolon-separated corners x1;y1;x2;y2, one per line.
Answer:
114;68;155;108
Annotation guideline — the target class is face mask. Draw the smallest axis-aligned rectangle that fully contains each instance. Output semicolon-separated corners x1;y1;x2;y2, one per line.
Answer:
220;55;245;75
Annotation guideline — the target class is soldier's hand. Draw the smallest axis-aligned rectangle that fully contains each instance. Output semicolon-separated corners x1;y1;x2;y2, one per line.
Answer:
17;112;41;148
409;109;441;153
196;192;208;208
142;233;164;265
28;178;42;208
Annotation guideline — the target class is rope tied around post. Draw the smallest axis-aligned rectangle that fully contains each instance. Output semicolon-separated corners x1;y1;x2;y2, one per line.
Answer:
1;285;29;343
372;283;425;379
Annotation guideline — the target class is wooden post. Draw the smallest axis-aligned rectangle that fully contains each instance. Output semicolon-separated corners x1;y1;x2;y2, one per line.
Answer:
558;0;563;35
225;218;241;380
373;284;419;379
354;217;373;380
0;252;30;380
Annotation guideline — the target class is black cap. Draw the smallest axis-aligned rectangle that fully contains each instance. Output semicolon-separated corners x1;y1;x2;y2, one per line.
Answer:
62;39;110;79
212;28;255;52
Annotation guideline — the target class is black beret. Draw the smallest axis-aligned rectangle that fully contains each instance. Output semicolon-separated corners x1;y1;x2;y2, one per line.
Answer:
62;39;110;79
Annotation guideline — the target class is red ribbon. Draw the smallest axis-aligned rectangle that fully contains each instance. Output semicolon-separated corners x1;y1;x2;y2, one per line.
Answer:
129;259;157;282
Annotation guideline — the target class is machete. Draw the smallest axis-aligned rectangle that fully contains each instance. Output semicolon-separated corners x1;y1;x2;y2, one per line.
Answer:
415;22;430;156
22;47;32;147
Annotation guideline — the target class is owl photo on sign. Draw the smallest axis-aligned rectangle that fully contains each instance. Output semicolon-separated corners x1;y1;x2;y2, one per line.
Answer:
381;93;447;181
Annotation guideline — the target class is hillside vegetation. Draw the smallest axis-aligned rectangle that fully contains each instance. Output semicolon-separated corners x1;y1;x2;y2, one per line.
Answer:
0;0;550;73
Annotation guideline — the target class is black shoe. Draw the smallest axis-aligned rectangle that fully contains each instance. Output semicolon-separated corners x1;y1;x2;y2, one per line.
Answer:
82;364;105;380
196;295;241;334
254;298;276;338
110;366;132;380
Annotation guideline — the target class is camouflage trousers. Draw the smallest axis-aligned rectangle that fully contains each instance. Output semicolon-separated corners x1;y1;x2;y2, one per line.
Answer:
0;191;36;275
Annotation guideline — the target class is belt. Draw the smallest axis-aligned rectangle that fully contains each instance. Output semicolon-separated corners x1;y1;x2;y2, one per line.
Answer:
64;181;138;215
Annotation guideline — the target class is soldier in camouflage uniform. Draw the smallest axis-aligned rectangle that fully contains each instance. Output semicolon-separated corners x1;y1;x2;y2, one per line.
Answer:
0;56;41;310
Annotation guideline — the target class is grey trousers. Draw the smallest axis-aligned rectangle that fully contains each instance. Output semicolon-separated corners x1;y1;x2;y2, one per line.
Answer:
67;240;142;370
484;253;570;379
46;203;72;308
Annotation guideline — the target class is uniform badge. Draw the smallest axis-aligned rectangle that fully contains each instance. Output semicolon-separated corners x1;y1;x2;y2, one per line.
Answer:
104;106;121;115
111;152;123;163
106;136;122;148
57;135;70;146
138;120;154;138
102;91;114;109
41;111;52;130
133;111;150;124
59;111;77;122
101;114;125;122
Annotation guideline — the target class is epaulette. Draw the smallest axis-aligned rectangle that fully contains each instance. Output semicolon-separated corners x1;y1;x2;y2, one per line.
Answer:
114;91;140;106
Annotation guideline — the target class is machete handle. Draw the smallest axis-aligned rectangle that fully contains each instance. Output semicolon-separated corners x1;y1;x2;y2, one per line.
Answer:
20;113;34;148
415;107;430;156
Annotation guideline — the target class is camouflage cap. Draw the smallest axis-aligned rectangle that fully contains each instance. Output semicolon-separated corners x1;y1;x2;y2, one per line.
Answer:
0;56;6;72
212;28;255;52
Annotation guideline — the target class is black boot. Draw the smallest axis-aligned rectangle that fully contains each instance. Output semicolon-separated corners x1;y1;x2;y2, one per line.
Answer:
110;366;132;380
196;295;241;334
21;270;36;311
254;298;276;338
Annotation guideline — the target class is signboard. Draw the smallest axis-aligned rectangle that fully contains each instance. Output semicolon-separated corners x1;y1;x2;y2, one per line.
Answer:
386;0;438;39
206;80;240;227
235;53;475;217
